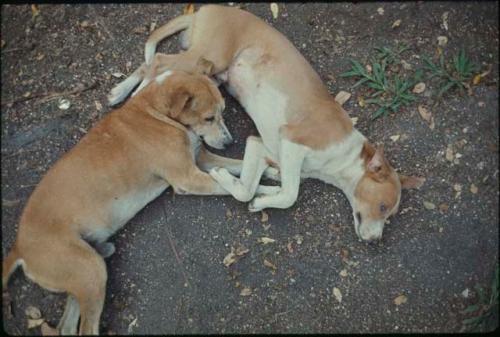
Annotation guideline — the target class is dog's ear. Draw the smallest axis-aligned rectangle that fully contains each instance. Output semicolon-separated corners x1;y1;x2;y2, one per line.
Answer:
169;89;195;118
399;174;426;189
196;57;215;76
367;145;385;173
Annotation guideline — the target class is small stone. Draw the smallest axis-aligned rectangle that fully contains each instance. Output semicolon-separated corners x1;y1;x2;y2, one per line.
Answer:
423;201;436;210
470;184;478;194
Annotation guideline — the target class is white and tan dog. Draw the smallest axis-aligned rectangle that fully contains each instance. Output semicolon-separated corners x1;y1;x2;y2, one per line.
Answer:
109;4;424;242
2;70;279;335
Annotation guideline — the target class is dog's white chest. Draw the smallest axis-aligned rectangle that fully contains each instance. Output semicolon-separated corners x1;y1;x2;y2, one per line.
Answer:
225;50;288;158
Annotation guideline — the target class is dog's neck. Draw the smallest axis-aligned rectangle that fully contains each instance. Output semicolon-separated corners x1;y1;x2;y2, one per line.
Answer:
315;129;367;202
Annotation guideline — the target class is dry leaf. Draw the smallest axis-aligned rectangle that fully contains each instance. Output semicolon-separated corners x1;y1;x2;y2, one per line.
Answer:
57;99;71;110
394;294;407;305
391;19;401;28
240;287;252;296
423;201;436;210
25;306;42;319
339;269;348;277
270;3;279;19
95;101;103;112
445;146;454;162
401;60;412;70
263;259;277;270
418;105;432;122
350;117;359;126
335;91;351;106
412;82;426;94
127;317;138;334
41;322;58;336
31;5;40;19
287;242;294;253
261;211;269;223
358;96;365;108
235;245;249;256
441;11;449;31
377;7;384;15
472;74;482;85
258;237;276;244
470;184;478;194
133;26;147;34
453;184;462;192
149;22;157;33
3;199;20;208
27;318;44;329
340;248;349;261
438;203;449;213
437;36;448;46
333;287;342;303
223;250;237;267
365;64;372;73
390;135;400;142
183;4;195;15
112;72;125;78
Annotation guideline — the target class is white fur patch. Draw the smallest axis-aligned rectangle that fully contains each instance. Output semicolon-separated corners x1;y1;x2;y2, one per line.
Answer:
155;70;173;84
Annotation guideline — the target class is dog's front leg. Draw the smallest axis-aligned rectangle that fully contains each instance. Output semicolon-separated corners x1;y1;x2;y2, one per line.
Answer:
248;138;309;212
209;136;280;202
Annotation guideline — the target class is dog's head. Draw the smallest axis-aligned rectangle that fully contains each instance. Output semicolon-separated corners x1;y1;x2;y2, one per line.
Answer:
155;71;233;149
350;142;424;242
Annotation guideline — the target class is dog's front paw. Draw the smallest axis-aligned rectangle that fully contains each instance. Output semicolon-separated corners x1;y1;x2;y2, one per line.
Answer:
248;198;265;212
107;87;127;106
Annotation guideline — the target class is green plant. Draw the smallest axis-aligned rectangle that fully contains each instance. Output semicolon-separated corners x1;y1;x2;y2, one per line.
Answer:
374;44;410;65
423;49;479;98
462;265;499;331
340;57;422;120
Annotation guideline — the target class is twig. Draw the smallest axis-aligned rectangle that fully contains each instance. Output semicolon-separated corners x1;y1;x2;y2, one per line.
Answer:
161;198;190;287
1;81;98;107
1;47;25;54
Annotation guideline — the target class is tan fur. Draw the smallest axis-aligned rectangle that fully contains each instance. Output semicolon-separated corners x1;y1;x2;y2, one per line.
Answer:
2;71;232;335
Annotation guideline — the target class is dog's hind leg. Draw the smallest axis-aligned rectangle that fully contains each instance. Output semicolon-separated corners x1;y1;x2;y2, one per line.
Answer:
108;63;148;106
57;295;80;335
248;138;309;212
209;136;280;202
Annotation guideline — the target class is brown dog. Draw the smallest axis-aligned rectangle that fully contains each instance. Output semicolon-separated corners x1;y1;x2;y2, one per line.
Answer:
2;69;278;334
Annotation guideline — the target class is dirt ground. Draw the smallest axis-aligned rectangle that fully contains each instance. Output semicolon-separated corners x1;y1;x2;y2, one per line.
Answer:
1;2;498;334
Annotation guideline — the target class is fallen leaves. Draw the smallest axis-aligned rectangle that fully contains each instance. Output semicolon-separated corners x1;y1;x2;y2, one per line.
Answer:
445;145;454;162
437;36;448;46
257;237;276;244
260;211;269;223
333;287;342;303
183;4;195;15
31;5;40;19
358;96;365;108
28;319;45;329
423;201;436;210
441;12;449;31
335;91;351;106
417;105;435;129
472;66;492;85
41;322;58;336
26;306;42;319
390;134;400;142
391;19;401;29
412;82;426;94
57;98;71;110
2;199;20;207
394;294;407;306
339;269;348;277
240;287;252;296
270;3;279;19
350;117;359;126
127;317;138;334
439;203;449;213
470;184;478;194
263;259;277;271
223;245;249;267
377;7;384;15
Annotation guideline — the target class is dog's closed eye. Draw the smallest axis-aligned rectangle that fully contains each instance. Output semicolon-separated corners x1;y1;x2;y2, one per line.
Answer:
205;116;215;122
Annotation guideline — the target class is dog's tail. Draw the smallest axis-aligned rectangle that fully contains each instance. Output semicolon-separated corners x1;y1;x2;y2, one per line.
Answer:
3;246;21;289
145;13;194;65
